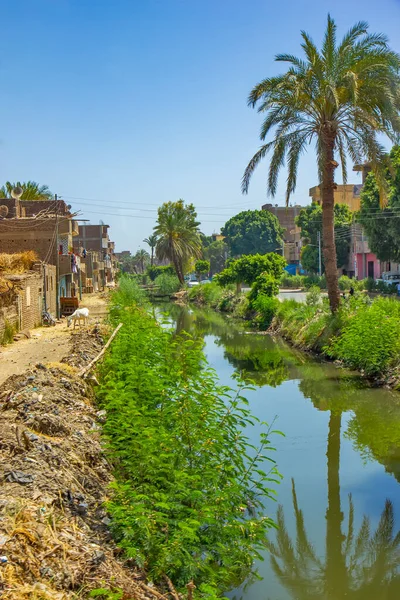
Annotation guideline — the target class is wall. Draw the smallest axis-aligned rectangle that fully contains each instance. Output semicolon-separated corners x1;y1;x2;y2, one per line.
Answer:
309;184;363;212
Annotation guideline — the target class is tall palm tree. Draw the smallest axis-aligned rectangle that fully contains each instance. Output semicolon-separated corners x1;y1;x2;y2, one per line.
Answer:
242;16;400;311
0;181;53;200
134;249;150;273
154;200;202;284
143;234;158;266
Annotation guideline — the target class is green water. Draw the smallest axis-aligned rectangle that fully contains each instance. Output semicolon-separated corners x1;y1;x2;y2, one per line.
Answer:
161;303;400;600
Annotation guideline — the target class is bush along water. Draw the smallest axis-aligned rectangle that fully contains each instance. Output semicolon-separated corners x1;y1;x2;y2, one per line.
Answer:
98;278;281;598
273;293;400;381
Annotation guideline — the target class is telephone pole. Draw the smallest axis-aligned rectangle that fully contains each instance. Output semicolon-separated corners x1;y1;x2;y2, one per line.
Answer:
55;194;60;319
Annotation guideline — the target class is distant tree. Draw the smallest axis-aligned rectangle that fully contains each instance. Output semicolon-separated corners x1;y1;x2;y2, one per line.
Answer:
143;234;158;266
358;146;400;263
134;249;150;273
221;210;283;257
154;200;202;284
204;240;228;275
217;253;286;293
0;181;53;200
194;259;210;282
297;203;352;273
242;15;400;312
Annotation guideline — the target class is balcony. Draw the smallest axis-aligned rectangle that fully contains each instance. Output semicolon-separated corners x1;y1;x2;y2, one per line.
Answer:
58;218;79;236
59;254;72;276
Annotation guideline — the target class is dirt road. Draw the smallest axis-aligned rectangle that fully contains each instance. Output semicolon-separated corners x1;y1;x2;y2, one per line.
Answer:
0;293;107;385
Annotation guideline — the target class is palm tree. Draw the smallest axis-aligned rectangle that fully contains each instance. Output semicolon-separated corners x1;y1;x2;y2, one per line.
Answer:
143;234;158;266
0;181;53;200
242;16;400;312
154;200;202;284
133;249;150;273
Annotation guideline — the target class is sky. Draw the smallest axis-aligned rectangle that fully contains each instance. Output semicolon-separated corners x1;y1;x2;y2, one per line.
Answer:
1;0;400;252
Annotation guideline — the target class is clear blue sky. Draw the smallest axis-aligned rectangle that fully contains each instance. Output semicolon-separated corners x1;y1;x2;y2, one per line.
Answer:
1;0;400;252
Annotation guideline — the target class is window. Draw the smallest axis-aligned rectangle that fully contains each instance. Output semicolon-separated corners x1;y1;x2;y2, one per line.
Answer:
26;286;31;307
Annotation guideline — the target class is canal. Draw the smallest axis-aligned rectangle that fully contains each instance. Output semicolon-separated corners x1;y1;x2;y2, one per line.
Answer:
162;303;400;599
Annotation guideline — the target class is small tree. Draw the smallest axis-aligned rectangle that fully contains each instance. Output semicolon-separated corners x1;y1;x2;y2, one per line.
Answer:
194;259;210;282
217;253;286;293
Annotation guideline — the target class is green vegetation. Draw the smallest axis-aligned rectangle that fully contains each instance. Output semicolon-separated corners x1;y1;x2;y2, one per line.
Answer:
0;180;53;200
221;210;283;257
143;234;158;266
242;16;400;312
203;239;228;275
146;264;175;281
99;278;281;597
194;259;210;281
154;200;202;284
217;253;286;293
154;272;181;295
273;295;400;378
1;319;17;345
358;146;400;263
296;203;352;273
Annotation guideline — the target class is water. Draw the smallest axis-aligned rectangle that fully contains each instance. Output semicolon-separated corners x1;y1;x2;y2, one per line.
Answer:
161;303;400;600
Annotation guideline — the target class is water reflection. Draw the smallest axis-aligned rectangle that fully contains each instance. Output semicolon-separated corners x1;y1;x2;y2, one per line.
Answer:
270;415;400;599
158;303;400;599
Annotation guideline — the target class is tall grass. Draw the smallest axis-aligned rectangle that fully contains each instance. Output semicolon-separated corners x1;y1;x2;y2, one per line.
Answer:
98;278;281;596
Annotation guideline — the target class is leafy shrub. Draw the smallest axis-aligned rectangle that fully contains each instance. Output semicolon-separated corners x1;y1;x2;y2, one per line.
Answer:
188;281;225;307
252;295;280;329
303;274;326;289
1;319;17;345
248;273;279;304
146;264;175;281
280;274;305;288
98;280;281;595
306;285;322;306
329;297;400;375
154;273;180;295
338;275;353;290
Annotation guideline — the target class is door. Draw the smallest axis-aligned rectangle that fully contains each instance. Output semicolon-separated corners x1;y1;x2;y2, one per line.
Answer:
368;261;374;279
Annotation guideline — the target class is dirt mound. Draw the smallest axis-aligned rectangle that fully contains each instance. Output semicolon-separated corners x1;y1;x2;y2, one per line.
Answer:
0;327;160;600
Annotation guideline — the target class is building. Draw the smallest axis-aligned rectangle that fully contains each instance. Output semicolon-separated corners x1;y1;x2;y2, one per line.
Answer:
0;197;81;314
0;262;56;338
74;224;116;290
309;184;363;212
261;204;303;265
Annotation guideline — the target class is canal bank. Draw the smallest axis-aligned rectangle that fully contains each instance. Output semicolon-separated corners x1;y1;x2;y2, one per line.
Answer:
161;302;400;600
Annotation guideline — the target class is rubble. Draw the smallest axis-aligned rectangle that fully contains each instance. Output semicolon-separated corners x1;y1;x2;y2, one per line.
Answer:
0;326;163;600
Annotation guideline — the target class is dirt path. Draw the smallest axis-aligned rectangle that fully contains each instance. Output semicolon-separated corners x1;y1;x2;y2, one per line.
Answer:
0;293;107;385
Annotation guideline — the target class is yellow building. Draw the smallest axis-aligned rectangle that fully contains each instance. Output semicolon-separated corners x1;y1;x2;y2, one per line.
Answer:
309;164;372;212
309;184;363;212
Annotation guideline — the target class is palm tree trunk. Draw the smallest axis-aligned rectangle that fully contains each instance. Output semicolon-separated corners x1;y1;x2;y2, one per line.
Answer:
171;252;184;285
325;412;347;598
151;248;154;267
321;136;340;312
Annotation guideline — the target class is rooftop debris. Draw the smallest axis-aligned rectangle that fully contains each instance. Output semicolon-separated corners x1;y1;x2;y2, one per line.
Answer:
0;252;38;275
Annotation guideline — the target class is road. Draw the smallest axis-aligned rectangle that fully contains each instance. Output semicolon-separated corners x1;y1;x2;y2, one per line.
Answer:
0;293;107;385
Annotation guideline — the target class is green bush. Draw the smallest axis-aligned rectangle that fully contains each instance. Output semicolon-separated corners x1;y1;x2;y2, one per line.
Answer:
303;274;326;289
306;285;322;306
146;264;175;281
188;281;225;307
154;273;181;295
338;275;353;290
248;273;279;304
329;298;400;375
280;274;305;288
98;279;281;595
252;295;280;330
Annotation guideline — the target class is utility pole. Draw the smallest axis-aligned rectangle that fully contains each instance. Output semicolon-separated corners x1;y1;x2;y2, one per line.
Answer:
318;231;322;276
55;194;60;319
282;239;285;258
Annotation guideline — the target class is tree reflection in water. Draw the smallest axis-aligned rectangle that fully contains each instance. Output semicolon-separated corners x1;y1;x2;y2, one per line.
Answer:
269;413;400;600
